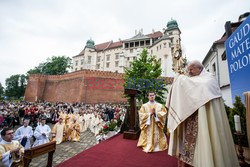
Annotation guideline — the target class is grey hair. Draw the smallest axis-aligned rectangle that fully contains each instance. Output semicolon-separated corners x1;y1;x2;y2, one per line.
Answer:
187;60;204;70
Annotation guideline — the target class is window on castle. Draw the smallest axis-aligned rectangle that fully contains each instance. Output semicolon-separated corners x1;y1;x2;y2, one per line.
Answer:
115;53;119;59
88;56;91;64
125;43;129;48
75;60;78;66
115;61;119;67
106;55;110;61
97;56;101;62
163;43;167;48
135;42;139;47
81;60;84;65
140;41;144;46
106;62;110;68
130;49;133;53
212;63;216;75
96;64;100;69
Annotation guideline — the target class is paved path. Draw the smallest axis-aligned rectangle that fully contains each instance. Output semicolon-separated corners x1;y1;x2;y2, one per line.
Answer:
28;129;97;167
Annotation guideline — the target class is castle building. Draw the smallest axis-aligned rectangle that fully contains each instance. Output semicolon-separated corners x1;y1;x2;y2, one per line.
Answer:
72;19;183;77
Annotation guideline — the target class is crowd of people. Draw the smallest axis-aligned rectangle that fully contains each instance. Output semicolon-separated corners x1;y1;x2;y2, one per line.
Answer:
0;101;127;145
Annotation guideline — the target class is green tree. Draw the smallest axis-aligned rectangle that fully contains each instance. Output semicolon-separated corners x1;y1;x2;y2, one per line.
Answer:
5;74;27;99
27;56;72;75
0;82;4;100
226;96;248;147
123;49;167;104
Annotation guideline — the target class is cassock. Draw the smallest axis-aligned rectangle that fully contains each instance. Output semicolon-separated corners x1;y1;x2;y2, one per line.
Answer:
92;116;101;135
137;101;168;153
68;122;80;142
14;125;33;149
166;70;239;167
82;113;88;132
78;115;84;132
33;124;51;147
0;140;24;167
51;122;66;144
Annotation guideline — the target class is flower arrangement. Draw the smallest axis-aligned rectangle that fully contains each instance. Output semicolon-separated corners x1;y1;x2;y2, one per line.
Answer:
100;124;109;134
96;117;124;143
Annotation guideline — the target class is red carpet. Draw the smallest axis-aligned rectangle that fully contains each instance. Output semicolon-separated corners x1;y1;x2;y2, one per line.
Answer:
56;133;178;167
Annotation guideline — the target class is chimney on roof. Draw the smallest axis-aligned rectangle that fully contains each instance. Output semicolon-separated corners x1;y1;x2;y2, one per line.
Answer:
140;28;143;34
238;12;250;22
135;30;137;35
152;29;155;33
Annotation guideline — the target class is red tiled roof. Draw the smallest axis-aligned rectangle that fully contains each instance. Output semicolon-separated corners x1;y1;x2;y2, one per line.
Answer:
95;41;111;52
77;31;163;54
147;31;163;38
95;41;122;52
109;41;123;49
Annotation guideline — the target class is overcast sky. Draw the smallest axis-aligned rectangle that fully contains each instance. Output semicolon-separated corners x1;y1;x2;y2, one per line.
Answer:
0;0;249;87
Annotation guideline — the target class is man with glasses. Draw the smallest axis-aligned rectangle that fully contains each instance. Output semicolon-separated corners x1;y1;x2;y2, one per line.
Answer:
0;127;24;167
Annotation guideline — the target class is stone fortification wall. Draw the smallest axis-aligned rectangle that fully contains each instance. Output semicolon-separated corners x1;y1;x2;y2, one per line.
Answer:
25;70;173;103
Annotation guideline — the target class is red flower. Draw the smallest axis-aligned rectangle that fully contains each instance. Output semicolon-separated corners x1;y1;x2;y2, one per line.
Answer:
103;124;108;129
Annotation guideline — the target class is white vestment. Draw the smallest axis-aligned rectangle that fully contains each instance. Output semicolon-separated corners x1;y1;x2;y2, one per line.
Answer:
52;122;65;144
0;140;24;167
78;115;84;132
33;124;51;147
14;125;33;149
82;114;88;132
167;70;239;167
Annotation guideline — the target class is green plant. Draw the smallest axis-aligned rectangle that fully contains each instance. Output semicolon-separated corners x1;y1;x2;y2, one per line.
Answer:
123;49;167;104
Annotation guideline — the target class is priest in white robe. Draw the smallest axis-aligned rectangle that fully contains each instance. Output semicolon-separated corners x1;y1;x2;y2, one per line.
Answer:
33;116;51;147
166;60;239;167
137;91;168;153
14;119;33;150
82;112;88;132
51;117;66;144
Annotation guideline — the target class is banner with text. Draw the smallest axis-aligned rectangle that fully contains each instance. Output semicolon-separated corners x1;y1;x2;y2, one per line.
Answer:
225;15;250;103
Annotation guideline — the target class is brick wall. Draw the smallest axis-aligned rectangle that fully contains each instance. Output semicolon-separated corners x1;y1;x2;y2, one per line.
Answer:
24;70;173;103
